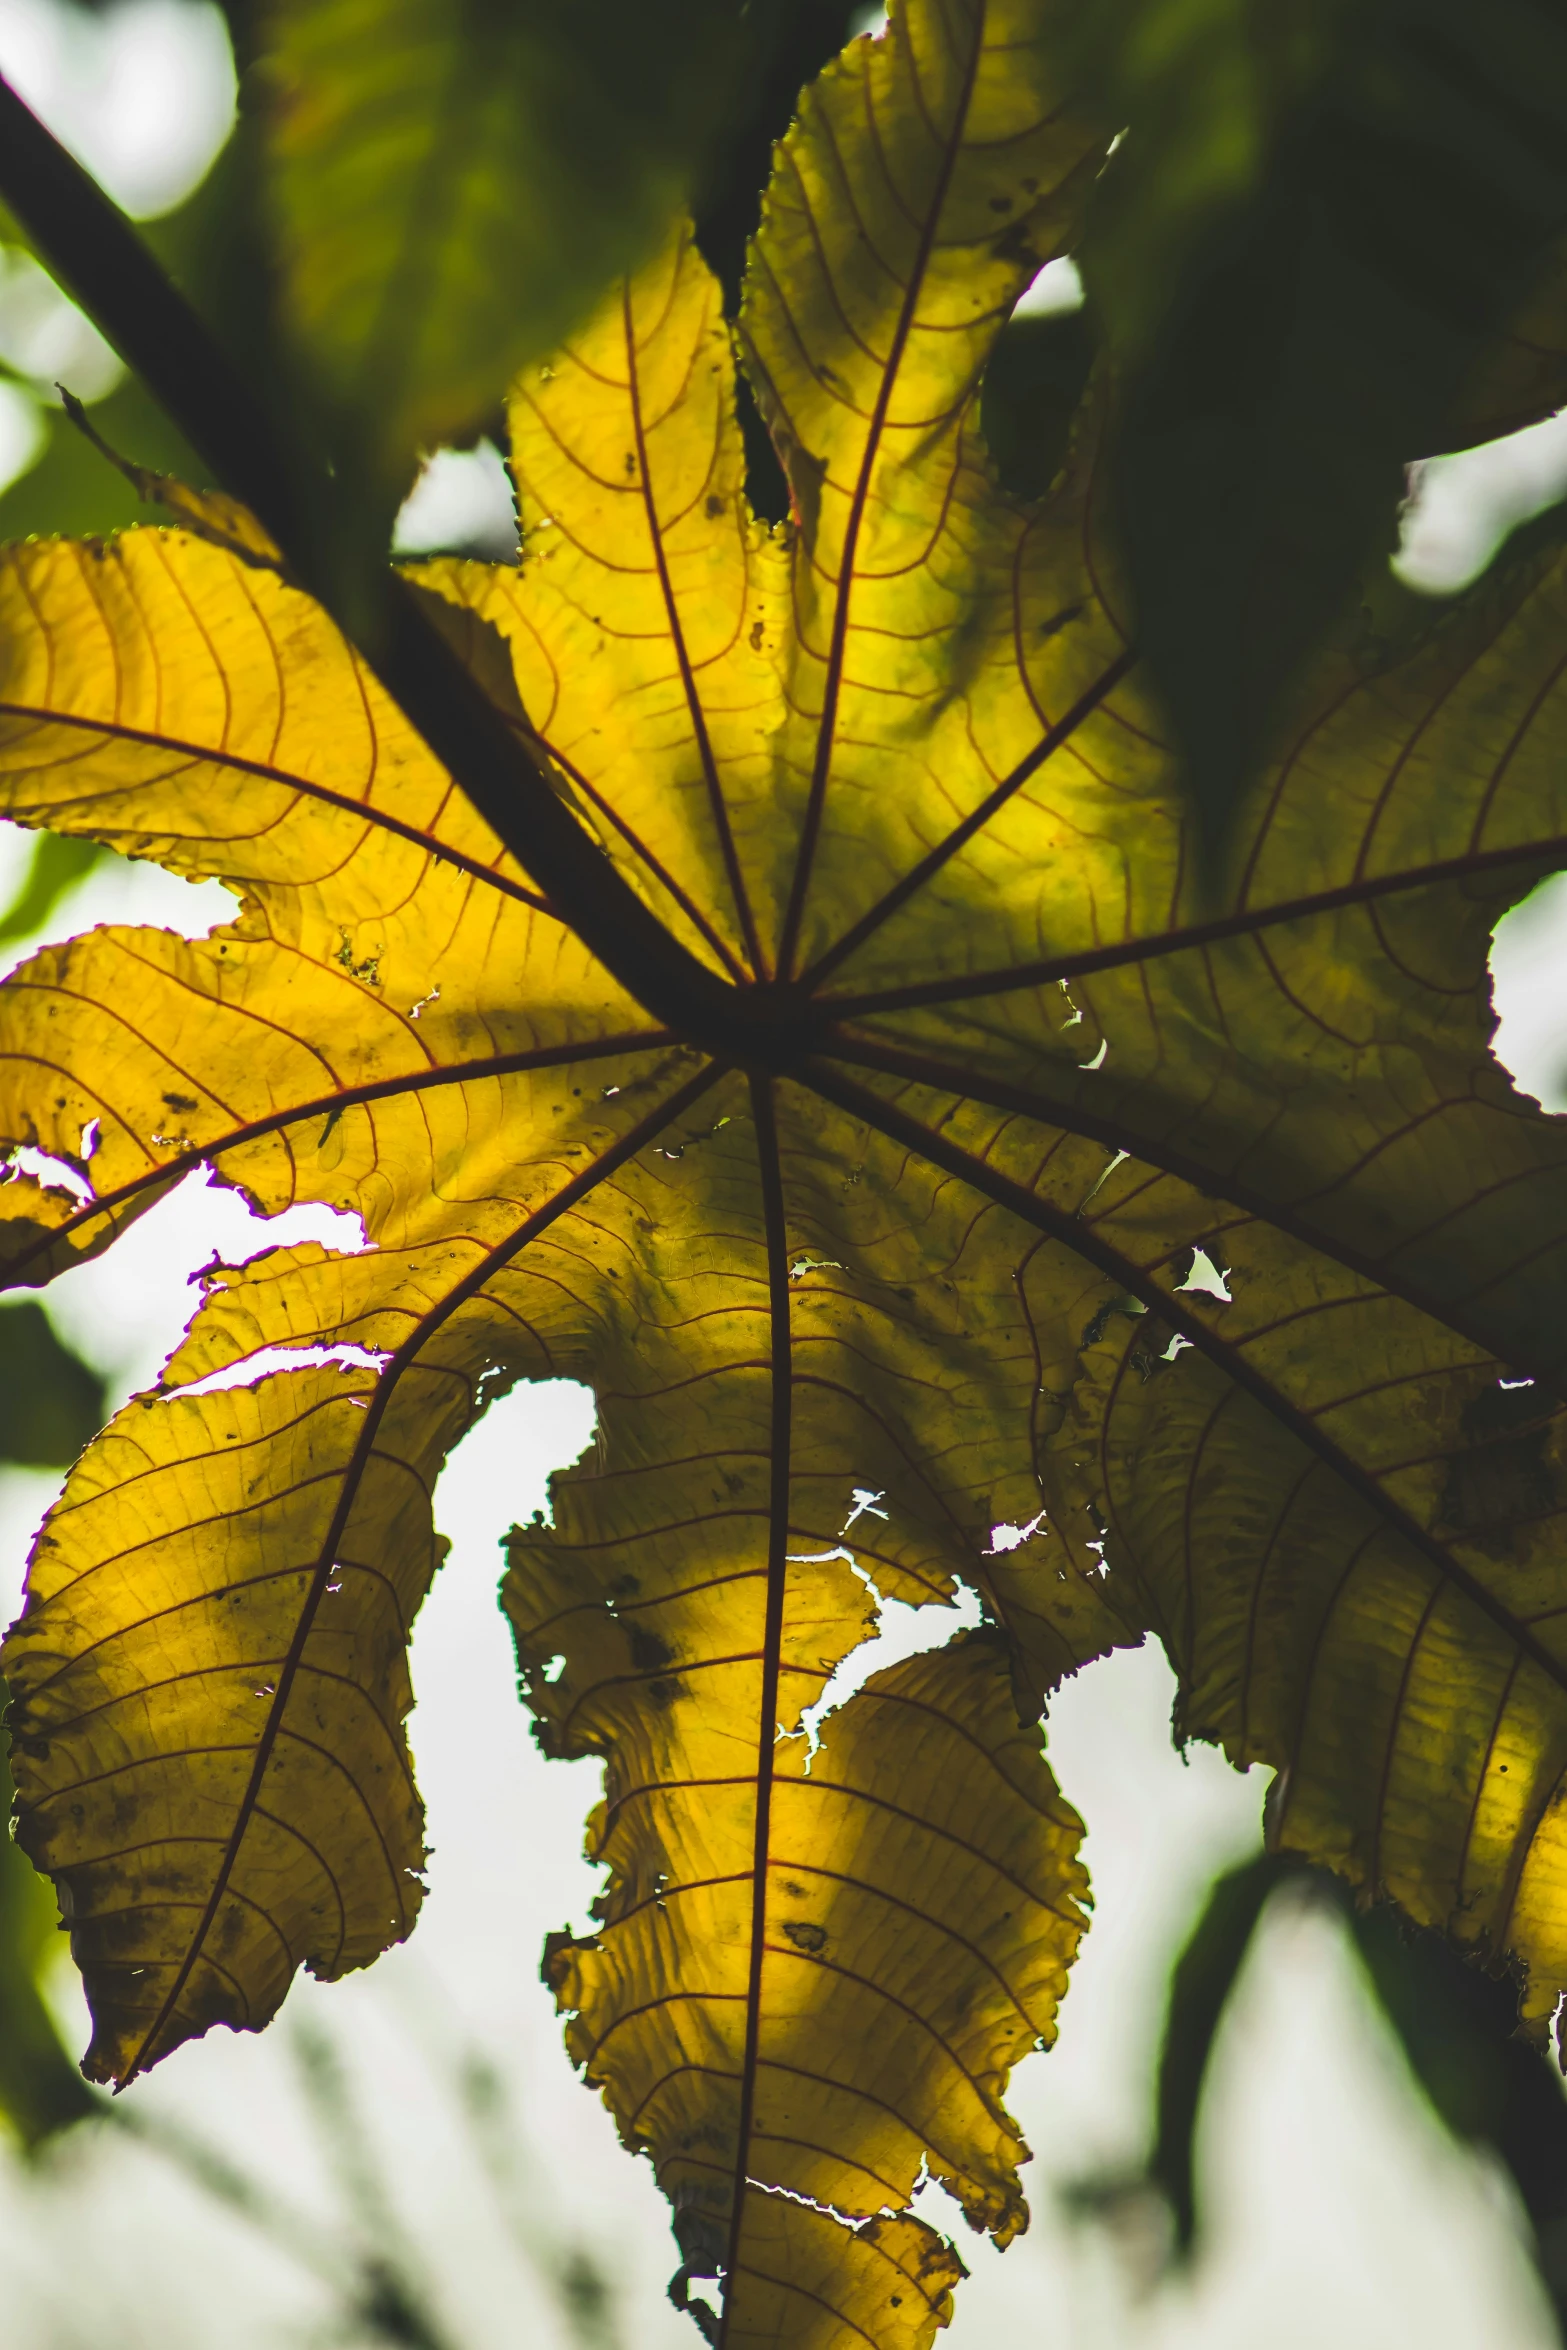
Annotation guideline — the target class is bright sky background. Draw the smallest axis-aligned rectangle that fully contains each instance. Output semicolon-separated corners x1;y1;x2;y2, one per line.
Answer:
0;6;1564;2346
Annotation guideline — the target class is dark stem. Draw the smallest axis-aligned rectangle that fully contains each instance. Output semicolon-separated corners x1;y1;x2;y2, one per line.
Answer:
0;74;299;543
0;74;759;1055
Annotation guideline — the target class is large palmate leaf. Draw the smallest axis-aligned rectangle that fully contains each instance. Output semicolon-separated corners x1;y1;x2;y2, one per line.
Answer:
5;1;1567;2342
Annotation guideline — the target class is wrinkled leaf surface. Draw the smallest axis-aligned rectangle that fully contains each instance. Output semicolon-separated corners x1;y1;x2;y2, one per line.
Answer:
1;3;1567;2342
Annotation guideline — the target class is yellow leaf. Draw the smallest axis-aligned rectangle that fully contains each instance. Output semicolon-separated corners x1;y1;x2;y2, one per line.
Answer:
3;0;1567;2340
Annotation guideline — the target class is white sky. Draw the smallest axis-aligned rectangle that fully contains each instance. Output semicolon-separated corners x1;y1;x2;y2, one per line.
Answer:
0;8;1564;2346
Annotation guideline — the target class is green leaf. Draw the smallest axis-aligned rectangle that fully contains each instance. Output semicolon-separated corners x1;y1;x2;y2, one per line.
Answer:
1351;1909;1567;2330
1146;1858;1567;2335
0;1728;96;2147
1074;0;1567;859
257;0;764;559
980;305;1095;502
1148;1854;1294;2253
16;1;1567;2335
0;1300;106;1469
0;831;105;951
691;0;865;523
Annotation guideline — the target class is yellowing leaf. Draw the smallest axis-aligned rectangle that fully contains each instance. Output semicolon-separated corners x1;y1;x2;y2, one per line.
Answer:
4;1;1567;2342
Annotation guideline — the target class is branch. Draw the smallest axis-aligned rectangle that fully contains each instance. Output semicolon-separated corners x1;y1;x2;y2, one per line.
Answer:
0;75;299;545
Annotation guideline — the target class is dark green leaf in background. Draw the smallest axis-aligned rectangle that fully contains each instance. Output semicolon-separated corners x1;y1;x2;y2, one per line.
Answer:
255;0;769;577
1145;1856;1567;2338
980;303;1095;502
691;0;863;522
1071;0;1567;860
0;1301;104;1471
0;1734;95;2147
0;834;101;949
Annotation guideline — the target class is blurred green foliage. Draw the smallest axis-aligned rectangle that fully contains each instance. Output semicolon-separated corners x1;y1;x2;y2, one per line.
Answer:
0;833;101;944
1;0;864;596
0;831;111;2155
692;0;863;524
7;0;1567;820
981;305;1095;503
1145;1854;1567;2337
0;1302;103;1472
254;0;823;595
0;1734;94;2147
1071;0;1567;858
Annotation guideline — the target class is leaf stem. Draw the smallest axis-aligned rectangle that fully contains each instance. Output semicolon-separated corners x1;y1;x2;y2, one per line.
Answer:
0;74;761;1056
0;74;300;543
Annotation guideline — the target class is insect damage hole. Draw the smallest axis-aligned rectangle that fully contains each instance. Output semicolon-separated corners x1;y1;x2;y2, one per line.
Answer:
1175;1245;1233;1302
3;1141;93;1202
165;1339;390;1399
784;1486;981;1771
986;1507;1047;1554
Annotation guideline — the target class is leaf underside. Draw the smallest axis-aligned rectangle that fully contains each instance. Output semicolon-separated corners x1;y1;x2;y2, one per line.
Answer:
4;2;1567;2343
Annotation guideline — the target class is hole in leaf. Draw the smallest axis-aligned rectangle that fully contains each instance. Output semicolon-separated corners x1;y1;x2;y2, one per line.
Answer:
167;1340;388;1399
987;1508;1047;1555
1176;1246;1233;1302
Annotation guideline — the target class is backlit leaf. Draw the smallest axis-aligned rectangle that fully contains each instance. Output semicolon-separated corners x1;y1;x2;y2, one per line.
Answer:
3;2;1567;2342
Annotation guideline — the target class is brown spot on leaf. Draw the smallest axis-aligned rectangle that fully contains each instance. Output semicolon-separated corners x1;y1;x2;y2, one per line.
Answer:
627;1623;675;1672
1443;1379;1557;1542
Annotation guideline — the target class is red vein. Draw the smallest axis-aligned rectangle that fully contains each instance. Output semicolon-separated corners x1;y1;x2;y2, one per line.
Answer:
817;1029;1567;1383
800;1062;1567;1703
817;831;1567;1019
622;282;766;979
774;15;985;979
3;1029;673;1284
719;1074;792;2343
800;650;1136;988
0;701;552;914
